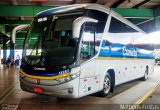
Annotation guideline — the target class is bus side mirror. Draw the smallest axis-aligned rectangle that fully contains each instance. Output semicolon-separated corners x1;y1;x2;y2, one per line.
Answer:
12;24;30;44
72;17;98;38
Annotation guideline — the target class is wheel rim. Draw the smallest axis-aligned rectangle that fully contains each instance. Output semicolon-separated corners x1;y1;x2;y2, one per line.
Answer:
103;75;111;94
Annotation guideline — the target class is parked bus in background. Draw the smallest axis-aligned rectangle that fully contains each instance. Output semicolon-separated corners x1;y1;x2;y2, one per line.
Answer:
155;49;160;65
19;4;155;98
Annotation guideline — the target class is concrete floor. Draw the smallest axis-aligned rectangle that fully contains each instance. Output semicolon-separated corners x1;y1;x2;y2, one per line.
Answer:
0;65;160;110
143;66;160;105
144;87;160;104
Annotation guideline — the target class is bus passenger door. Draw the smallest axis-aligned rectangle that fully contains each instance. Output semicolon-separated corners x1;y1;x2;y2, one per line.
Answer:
79;26;99;97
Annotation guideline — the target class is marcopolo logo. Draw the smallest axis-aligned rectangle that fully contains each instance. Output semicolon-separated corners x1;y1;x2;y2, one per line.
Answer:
34;67;46;71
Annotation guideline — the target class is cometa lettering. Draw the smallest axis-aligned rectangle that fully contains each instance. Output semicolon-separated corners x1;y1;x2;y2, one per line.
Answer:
34;67;46;71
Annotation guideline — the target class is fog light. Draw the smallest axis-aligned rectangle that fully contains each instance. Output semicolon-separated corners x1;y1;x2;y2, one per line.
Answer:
68;88;73;94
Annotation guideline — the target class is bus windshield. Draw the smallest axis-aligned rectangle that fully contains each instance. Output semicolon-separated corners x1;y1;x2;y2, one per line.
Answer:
24;13;82;66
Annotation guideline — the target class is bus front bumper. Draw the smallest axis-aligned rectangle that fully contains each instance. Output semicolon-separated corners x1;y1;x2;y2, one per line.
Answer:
20;76;80;99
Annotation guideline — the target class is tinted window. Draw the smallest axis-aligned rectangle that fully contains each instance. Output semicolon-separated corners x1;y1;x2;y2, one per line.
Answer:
107;17;138;45
109;17;137;33
80;26;96;63
85;9;108;33
85;9;108;49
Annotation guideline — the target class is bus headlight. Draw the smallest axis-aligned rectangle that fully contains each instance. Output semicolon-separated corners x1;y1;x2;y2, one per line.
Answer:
57;73;79;83
71;73;79;79
57;78;65;82
65;76;71;82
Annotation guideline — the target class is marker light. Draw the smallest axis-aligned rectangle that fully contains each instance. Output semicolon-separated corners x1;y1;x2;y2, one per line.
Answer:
34;87;43;93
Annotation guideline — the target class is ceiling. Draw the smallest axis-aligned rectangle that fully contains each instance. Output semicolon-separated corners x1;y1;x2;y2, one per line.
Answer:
0;0;159;8
0;0;159;24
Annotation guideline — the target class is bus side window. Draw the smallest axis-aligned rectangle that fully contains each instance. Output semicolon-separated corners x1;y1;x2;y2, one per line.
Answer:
108;17;137;41
80;26;96;62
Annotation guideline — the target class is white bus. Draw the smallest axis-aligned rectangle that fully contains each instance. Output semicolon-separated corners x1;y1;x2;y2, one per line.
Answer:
19;4;155;98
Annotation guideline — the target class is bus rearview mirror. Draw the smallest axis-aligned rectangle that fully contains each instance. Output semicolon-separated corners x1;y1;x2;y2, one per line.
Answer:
72;17;98;38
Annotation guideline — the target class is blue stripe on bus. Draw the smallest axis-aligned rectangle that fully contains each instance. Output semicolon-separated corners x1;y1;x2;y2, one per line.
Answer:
37;5;84;16
37;5;77;16
99;40;154;59
37;7;67;16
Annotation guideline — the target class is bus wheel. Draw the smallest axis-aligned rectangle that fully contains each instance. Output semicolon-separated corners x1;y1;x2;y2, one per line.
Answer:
141;67;148;81
98;74;111;97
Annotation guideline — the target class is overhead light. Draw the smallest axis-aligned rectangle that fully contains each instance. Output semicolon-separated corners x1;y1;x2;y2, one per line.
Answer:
5;40;10;44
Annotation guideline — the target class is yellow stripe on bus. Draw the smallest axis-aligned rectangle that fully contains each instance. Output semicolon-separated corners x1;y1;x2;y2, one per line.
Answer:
96;57;154;60
19;70;71;80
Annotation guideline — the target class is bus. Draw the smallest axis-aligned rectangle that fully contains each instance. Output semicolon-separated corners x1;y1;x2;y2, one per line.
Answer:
155;49;160;65
19;4;155;98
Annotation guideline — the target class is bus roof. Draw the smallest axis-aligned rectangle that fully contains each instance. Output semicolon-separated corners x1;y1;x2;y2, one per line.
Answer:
37;4;146;34
37;4;111;16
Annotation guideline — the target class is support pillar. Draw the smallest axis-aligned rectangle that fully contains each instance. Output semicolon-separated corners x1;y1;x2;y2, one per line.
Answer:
9;42;15;59
3;43;7;62
155;7;160;31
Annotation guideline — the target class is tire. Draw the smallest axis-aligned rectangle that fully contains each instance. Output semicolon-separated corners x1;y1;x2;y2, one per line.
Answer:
141;67;148;81
98;73;111;97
